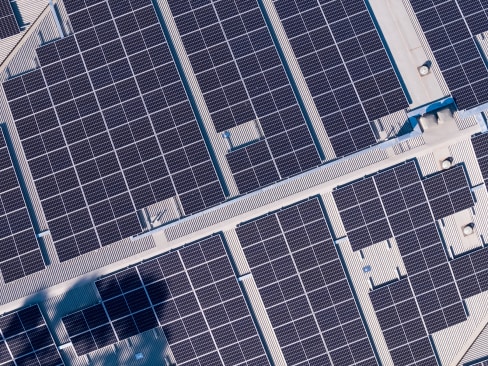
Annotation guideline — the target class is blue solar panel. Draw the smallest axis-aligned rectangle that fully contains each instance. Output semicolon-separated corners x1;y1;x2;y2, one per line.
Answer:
63;235;270;365
411;0;488;110
236;198;378;366
167;0;322;194
369;279;438;366
273;0;408;157
334;161;467;337
0;129;45;283
0;305;63;366
0;0;20;39
3;0;225;262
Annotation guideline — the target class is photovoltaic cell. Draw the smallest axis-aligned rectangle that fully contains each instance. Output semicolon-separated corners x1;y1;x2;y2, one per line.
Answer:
472;132;488;188
423;165;474;219
411;0;488;110
0;305;63;366
334;161;467;337
0;129;45;283
334;161;474;252
0;0;20;39
64;235;269;365
451;247;488;299
167;0;322;194
236;198;378;366
3;0;225;262
369;279;438;366
273;0;408;157
332;176;392;251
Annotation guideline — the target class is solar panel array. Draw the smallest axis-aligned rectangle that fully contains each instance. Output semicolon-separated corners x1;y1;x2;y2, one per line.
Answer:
273;0;408;157
411;0;488;110
2;0;225;262
63;235;270;365
333;162;474;252
423;165;474;220
332;176;392;251
0;305;63;366
236;198;378;366
0;0;19;39
335;162;469;336
471;132;488;186
396;223;466;334
0;129;45;283
451;247;488;299
369;279;438;366
167;0;322;194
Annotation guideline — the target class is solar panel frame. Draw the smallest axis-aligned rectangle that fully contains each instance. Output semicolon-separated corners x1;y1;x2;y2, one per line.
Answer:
3;0;226;262
412;0;488;110
0;0;20;39
0;305;63;366
167;0;322;194
63;235;269;365
0;129;45;283
236;198;378;366
273;0;408;157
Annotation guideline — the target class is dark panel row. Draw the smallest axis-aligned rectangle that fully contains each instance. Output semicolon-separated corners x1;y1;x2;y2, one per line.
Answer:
236;198;378;366
63;235;270;366
274;0;408;157
167;0;322;194
3;0;225;262
0;129;44;283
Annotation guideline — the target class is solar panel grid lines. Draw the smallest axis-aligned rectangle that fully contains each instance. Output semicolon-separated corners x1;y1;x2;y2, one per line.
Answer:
451;246;488;299
167;0;322;194
0;304;64;366
411;0;488;110
368;279;439;366
423;165;474;220
332;175;393;251
61;303;117;356
0;128;45;283
63;235;270;365
63;0;225;213
0;0;20;39
236;198;378;366
333;161;468;335
3;0;226;262
471;133;488;194
273;0;408;157
334;161;475;253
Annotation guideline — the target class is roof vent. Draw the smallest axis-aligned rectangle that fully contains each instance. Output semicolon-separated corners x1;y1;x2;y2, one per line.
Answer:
418;61;431;76
463;223;474;236
441;157;453;170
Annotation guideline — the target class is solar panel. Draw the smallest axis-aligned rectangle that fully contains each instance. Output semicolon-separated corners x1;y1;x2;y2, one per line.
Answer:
3;0;225;262
0;0;20;39
451;247;488;299
273;0;408;157
411;0;488;110
472;132;488;190
236;198;378;366
167;0;322;194
0;305;63;366
63;235;270;365
334;161;474;252
423;166;474;219
334;161;467;335
0;129;45;283
369;279;438;366
332;177;392;251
